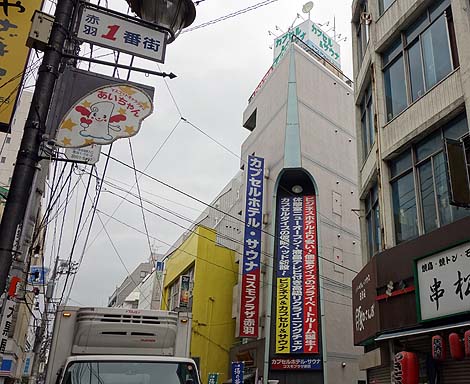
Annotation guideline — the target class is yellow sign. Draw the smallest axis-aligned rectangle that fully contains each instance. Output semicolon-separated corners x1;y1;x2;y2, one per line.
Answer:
0;1;42;131
276;277;291;354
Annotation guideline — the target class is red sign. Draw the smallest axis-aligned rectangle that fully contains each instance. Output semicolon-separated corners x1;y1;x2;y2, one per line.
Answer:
303;196;319;353
248;66;274;103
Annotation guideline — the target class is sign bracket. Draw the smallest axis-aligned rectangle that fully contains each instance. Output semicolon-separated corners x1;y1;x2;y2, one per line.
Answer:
61;53;176;78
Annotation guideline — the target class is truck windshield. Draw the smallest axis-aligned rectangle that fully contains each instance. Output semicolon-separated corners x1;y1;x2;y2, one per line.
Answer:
63;361;200;384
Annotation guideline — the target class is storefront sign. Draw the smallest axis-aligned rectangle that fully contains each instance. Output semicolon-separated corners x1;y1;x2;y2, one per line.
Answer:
22;353;33;377
77;6;166;63
415;241;470;321
231;362;244;384
28;266;48;285
0;298;15;354
239;156;264;338
179;275;190;308
64;145;101;165
0;358;14;376
271;358;321;370
273;20;341;69
207;373;218;384
275;195;319;354
55;84;153;148
0;0;42;132
352;260;379;345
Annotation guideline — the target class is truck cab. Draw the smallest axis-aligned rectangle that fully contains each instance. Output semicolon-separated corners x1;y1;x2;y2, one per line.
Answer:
59;356;199;384
46;307;199;384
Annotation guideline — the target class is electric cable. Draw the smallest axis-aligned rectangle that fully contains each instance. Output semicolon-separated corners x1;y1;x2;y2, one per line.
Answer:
62;145;113;305
84;119;183;253
102;153;360;274
182;0;281;33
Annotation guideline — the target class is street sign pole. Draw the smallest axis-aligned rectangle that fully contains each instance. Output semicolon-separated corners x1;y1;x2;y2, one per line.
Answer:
0;0;76;296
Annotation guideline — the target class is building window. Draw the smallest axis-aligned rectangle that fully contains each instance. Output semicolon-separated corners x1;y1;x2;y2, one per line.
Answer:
0;157;5;163
390;114;470;243
168;267;194;311
356;1;370;66
383;0;457;121
169;278;181;311
360;84;375;160
365;184;381;258
5;137;10;144
379;0;395;16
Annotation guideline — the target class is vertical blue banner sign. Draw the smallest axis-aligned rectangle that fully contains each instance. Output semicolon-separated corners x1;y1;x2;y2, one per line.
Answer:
231;362;244;384
239;155;264;338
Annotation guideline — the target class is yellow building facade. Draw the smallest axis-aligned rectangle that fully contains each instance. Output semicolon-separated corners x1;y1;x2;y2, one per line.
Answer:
162;226;238;382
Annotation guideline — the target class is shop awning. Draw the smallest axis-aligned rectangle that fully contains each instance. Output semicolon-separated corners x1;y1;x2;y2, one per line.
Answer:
375;320;470;342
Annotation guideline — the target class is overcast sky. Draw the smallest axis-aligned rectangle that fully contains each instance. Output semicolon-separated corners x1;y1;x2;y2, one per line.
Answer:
43;0;354;307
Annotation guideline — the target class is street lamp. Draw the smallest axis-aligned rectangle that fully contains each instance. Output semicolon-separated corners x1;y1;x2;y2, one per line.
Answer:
125;0;196;43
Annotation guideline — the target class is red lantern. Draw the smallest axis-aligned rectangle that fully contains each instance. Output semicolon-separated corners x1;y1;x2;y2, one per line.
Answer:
449;333;464;360
432;335;446;361
464;330;470;357
392;351;419;384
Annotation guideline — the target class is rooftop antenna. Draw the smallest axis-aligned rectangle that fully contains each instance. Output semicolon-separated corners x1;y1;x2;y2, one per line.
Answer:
302;1;314;21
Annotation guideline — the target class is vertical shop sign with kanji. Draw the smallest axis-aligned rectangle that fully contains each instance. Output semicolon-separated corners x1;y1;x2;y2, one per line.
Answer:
275;195;320;355
0;298;15;354
77;6;167;63
303;195;319;353
239;155;264;338
0;0;42;131
231;362;244;384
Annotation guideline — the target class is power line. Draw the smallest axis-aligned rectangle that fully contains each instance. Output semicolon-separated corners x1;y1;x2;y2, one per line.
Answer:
84;119;183;254
100;184;354;291
182;0;281;33
128;139;153;256
102;152;360;274
57;168;94;306
62;145;113;305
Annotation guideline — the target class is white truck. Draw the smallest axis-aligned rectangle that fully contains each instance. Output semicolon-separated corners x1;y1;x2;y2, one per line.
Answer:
45;306;200;384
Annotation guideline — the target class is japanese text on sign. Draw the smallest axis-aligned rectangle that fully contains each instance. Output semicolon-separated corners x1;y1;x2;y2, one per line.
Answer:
239;156;264;338
0;298;16;354
273;20;341;69
275;195;319;355
271;358;322;370
416;242;470;321
0;0;42;131
231;362;244;384
77;6;166;63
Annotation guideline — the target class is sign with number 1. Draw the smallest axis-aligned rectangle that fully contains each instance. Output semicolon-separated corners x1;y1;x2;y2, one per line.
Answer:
77;5;167;63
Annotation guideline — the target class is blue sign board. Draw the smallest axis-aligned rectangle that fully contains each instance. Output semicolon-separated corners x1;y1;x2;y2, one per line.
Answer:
231;362;244;384
28;266;48;285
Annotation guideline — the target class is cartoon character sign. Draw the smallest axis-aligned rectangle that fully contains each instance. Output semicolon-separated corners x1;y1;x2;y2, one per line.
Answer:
55;84;153;148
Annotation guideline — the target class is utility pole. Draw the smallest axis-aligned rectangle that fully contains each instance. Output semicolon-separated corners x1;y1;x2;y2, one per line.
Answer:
29;254;59;384
0;0;76;296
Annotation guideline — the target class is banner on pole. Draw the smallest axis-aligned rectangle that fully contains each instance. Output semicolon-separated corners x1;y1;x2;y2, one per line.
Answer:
231;362;244;384
239;155;264;338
